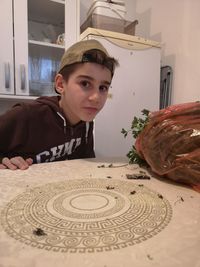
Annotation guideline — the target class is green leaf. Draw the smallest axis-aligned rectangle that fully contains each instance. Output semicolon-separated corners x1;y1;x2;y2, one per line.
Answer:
121;109;150;165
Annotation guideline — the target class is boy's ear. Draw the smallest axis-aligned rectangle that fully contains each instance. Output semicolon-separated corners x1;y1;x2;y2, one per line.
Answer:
55;74;65;94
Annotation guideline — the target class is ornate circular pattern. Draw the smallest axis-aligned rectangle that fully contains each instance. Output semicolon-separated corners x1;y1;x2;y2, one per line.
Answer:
1;179;172;253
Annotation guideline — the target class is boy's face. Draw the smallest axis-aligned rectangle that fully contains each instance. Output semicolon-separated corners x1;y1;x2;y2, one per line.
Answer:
57;62;112;125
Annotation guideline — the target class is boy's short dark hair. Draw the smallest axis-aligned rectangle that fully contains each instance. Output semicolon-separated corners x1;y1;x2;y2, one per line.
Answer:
58;63;80;83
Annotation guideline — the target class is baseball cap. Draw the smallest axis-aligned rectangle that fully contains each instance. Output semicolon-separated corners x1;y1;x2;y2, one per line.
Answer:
58;39;112;73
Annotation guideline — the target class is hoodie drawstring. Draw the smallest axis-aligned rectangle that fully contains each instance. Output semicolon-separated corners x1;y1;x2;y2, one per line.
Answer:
57;112;67;134
57;112;90;143
85;122;90;143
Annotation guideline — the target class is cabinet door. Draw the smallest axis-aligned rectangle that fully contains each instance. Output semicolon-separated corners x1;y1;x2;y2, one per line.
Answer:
65;0;80;47
26;0;65;96
0;0;14;94
14;0;29;95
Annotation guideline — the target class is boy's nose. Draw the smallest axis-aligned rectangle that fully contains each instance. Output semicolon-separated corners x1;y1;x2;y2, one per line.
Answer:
89;90;100;102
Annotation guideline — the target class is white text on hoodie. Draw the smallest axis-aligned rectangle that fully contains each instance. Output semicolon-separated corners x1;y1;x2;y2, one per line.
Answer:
36;138;81;163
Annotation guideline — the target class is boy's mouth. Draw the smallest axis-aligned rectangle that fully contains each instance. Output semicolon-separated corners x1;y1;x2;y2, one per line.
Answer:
83;107;99;114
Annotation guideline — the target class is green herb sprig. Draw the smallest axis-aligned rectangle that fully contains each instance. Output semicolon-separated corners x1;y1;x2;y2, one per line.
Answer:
121;109;150;165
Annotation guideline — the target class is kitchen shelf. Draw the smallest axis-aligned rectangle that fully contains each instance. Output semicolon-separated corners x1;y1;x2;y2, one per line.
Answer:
29;40;64;49
0;95;37;100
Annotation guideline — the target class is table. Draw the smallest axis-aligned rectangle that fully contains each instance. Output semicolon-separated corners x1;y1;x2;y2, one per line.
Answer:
0;157;199;267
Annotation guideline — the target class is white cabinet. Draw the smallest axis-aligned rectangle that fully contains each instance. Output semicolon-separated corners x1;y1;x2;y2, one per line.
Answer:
80;28;161;157
0;0;15;95
0;0;80;100
13;0;29;96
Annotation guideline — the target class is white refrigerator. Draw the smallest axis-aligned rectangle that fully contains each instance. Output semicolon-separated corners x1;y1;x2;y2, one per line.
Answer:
80;28;161;158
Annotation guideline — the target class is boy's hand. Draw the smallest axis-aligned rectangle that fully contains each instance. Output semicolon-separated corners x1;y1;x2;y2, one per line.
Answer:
0;157;33;170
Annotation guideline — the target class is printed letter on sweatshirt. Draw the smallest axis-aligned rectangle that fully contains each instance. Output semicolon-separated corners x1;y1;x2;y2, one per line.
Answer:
36;151;50;163
49;144;65;162
63;139;76;155
74;138;81;149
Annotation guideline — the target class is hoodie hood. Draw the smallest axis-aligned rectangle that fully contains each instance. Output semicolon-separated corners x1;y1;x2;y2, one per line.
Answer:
36;96;86;128
35;96;91;146
36;96;62;113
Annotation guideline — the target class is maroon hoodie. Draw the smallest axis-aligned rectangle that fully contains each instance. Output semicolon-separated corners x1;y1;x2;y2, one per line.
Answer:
0;96;95;164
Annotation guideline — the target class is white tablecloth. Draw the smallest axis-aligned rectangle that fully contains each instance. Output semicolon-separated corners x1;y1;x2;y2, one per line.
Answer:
0;157;199;267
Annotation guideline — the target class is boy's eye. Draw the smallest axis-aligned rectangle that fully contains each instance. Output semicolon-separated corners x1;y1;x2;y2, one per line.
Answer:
99;85;109;92
80;80;90;88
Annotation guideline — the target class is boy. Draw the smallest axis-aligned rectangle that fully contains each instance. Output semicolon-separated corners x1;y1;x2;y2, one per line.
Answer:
0;39;118;170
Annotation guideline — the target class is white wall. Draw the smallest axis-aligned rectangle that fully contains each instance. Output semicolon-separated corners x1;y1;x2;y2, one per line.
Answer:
124;0;200;104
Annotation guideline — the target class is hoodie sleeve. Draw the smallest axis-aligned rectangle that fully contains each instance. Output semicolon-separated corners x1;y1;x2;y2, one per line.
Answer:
0;103;29;161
